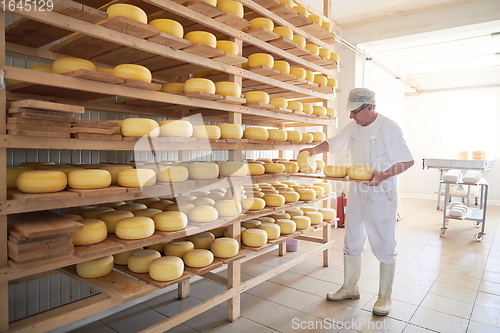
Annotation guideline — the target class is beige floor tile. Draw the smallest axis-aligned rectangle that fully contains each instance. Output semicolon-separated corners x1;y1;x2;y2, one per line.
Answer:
277;311;342;333
189;280;228;302
447;253;488;270
68;320;117;333
466;319;500;333
402;324;437;332
358;276;379;294
207;316;275;333
287;261;325;276
145;295;202;317
428;281;478;303
305;265;344;283
420;293;474;319
483;270;500;283
393;273;434;292
485;256;500;273
182;304;228;332
479;280;500;296
475;292;500;311
391;285;428;305
436;271;482;290
163;324;200;333
301;298;361;322
267;270;306;286
241;261;276;277
404;256;448;271
442;264;485;280
244;280;285;299
349;309;408;333
470;304;500;327
397;264;441;281
409;307;469;333
288;275;340;298
266;286;322;311
216;292;262;312
100;304;168;333
361;296;418;322
242;299;300;329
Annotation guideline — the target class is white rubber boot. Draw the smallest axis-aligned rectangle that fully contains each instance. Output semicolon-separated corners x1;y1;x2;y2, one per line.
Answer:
326;255;361;301
372;262;396;316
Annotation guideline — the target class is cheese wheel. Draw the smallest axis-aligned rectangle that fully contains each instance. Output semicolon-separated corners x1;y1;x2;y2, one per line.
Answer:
76;255;114;278
305;70;314;81
314;75;328;86
114;64;151;83
324;165;348;178
121;118;160;137
297;188;316;200
326;107;336;117
281;161;299;173
297;151;317;174
192;197;216;207
164;241;194;257
248;54;274;69
257;216;275;223
16;170;67;194
348;166;374;180
273;60;291;73
149;19;183;38
117;169;156;187
264;163;285;174
206;191;225;201
149;200;173;211
243;127;269;140
161;82;185;95
52;58;96;74
287;101;303;112
312;185;325;197
166;202;194;214
273;27;293;40
242;229;268;247
190;232;216;250
184;249;214;267
327;78;338;88
115;217;155;239
210;238;239;258
330;53;340;62
286;208;303;217
258;223;280;240
192;125;221;139
300;206;318;213
293;5;308;16
293;35;306;48
308;14;322;25
305;44;320;55
188;205;219;222
184;31;217;48
269;98;288;109
275;219;296;234
293;216;311;230
319;208;336;221
159;120;193;137
316;160;325;171
215;81;242;97
113;249;137;265
149;256;184;281
245;91;270;104
301;104;313;114
267;129;287;141
214;200;242;217
199;0;216;5
290;67;306;80
322;21;333;32
66;214;84;221
310;132;326;142
216;0;244;17
133;208;162;218
315;182;332;194
72;219;107;245
247;163;265;175
188;162;219;180
249;17;274;31
301;133;314;143
156;166;189;183
107;4;147;23
116;203;148;212
67;169;111;189
305;211;323;225
6;167;30;188
313;105;327;116
270;212;291;220
263;194;285;207
286;131;302;142
99;165;133;184
218;124;243;139
241;197;266;210
128;249;161;273
80;207;115;219
319;48;331;59
282;191;300;203
184;78;216;94
241;220;261;229
219;162;249;177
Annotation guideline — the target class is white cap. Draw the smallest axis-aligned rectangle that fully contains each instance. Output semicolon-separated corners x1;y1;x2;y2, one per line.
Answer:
345;88;376;112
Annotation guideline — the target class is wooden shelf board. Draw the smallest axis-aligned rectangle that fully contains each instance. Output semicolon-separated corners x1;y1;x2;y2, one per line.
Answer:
248;66;280;76
268;36;297;50
267;72;297;82
7;81;111;100
247;28;280;42
100;16;159;39
147;32;192;49
73;238;126;258
244;102;275;110
184;91;224;101
184;0;225;18
219;95;247;104
113;264;192;289
119;79;161;91
284;47;311;57
67;186;128;197
211;53;248;66
61;69;125;84
213;12;250;30
49;33;122;60
252;0;280;8
7;210;83;238
268;3;298;21
183;43;225;58
106;233;168;248
185;260;224;275
7;189;80;202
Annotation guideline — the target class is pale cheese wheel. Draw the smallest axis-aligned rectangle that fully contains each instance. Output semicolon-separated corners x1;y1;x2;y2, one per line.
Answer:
293;35;307;48
159;120;193;137
241;220;261;229
164;241;194;257
301;133;314;143
316;160;325;171
206;191;225;201
149;200;173;210
210;238;239;258
264;163;285;174
270;212;291;220
121;118;160;137
258;223;280;240
326;107;336;117
308;14;322;25
149;256;184;281
319;208;336;221
161;83;185;95
287;101;303;112
114;64;151;83
216;1;244;17
301;104;313;114
80;207;114;219
281;161;299;173
188;205;219;222
315;182;332;194
249;17;274;31
192;197;216;206
219;162;249;177
327;78;338;88
311;185;325;197
76;255;114;278
248;53;274;68
330;53;340;62
290;67;306;80
242;229;268;247
192;125;221;139
166;202;194;214
313;105;327;116
257;217;275;224
6;167;30;189
215;81;242;97
241;197;266;210
267;129;287;141
263;194;285;207
67;169;111;189
128;249;161;273
286;208;304;217
293;216;311;230
133;208;162;218
107;4;147;24
184;31;217;48
297;151;317;174
184;78;216;94
183;249;214;267
248;163;266;175
348;166;374;180
310;132;326;142
305;211;323;225
115;217;155;239
156;166;189;183
286;131;302;142
324;165;348;178
214;200;242;217
116;203;148;212
149;19;183;38
117;169;156;187
282;191;300;203
52;58;96;74
99;165;134;184
297;188;316;200
113;249;137;265
218;124;243;139
322;21;333;32
72;219;107;245
152;211;188;232
188;162;219;180
243;127;269;140
16;170;67;194
275;219;296;234
244;91;270;104
305;71;314;81
319;48;331;59
300;206;318;213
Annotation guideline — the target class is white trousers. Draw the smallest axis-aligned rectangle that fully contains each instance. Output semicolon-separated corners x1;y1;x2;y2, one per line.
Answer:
343;182;398;264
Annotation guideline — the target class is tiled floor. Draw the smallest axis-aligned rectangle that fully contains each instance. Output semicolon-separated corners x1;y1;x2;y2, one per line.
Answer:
68;198;500;333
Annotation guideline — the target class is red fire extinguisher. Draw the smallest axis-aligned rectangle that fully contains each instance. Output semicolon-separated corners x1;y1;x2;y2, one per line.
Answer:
337;192;348;228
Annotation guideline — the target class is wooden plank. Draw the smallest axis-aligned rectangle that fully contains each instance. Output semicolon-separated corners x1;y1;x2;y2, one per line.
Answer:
244;102;275;110
284;13;311;27
246;27;279;41
59;266;156;302
92;46;157;66
67;186;128;197
61;69;125;84
184;91;224;101
100;15;159;39
71;132;123;141
183;43;225;58
73;239;125;258
7;211;83;238
8;235;72;254
6;189;80;202
71;118;119;128
10;100;84;114
71;126;117;134
268;36;298;50
285;46;311;57
113;265;192;289
268;3;298;21
8;231;69;244
184;259;224;276
268;72;297;82
53;0;108;23
213;12;250;30
252;0;280;8
9;245;74;264
7;82;110;101
5;18;73;48
8;111;75;122
6;124;75;133
211;53;247;66
220;96;246;104
248;66;280;76
7;117;71;127
184;0;224;17
106;233;167;248
147;32;192;49
8;108;74;117
49;33;122;59
7;130;70;138
119;79;161;91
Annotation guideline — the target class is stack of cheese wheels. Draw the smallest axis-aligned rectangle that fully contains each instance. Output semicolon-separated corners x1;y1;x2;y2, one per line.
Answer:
67;169;112;189
472;150;487;160
114;64;152;83
192;125;221;139
117;168;156;187
164;240;194;257
76;255;114;278
242;229;268;247
324;165;348;178
107;3;147;23
319;208;336;221
159;120;193;137
214;200;242;217
113;249;137;265
16;170;67;193
128;249;161;273
243;127;269;140
99;165;133;184
275;219;296;234
115;217;155;239
241;197;266;210
183;249;214;267
188;205;219;222
348;166;374;180
292;215;311;229
52;58;96;74
217;124;243;139
156;165;189;183
121;118;160;137
297;151;317;174
184;31;217;48
188;162;219;179
219;162;249;177
72;219;107;245
210;238;239;258
149;256;184;281
258;223;280;240
153;211;188;231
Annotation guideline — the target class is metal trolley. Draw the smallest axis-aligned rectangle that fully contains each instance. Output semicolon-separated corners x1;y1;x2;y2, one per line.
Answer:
441;178;489;241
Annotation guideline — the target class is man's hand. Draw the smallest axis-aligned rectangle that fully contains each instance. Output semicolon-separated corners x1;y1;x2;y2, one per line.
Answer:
368;170;389;186
299;147;316;156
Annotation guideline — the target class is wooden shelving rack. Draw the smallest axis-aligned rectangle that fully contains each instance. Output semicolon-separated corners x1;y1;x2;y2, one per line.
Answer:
0;0;341;331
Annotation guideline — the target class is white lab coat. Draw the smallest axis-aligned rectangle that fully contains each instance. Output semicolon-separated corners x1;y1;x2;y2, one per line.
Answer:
326;114;413;264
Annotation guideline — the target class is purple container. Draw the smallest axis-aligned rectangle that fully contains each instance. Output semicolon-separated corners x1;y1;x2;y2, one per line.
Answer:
286;238;300;252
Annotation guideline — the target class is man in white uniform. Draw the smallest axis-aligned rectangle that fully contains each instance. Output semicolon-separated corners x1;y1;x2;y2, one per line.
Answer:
301;88;413;316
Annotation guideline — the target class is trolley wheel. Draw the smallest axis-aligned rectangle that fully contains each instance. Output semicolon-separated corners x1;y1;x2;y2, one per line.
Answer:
474;221;482;228
475;233;483;242
440;228;446;237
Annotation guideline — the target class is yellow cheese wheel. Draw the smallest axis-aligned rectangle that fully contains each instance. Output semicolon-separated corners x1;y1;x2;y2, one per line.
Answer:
270;212;291;220
241;197;266;210
115;217;155;240
319;208;336;221
189;232;216;250
249;17;274;31
290;67;306;80
107;3;147;23
330;53;340;63
156;166;189;183
297;151;317;174
281;180;297;186
161;82;185;95
311;185;325;197
245;91;270;104
314;74;328;86
99;165;133;184
214;200;242;217
184;78;216;94
313;105;327;116
218;124;243;139
267;129;287;141
116;203;148;212
80;207;114;219
322;21;333;32
293;35;306;48
327;78;338;88
308;14;322;25
324;165;348;178
269;98;288;109
113;249;137;265
287;101;303;112
293;5;308;16
217;0;244;17
273;27;293;40
121;118;160;137
66;214;84;221
192;197;216;206
314;182;332;194
216;40;239;54
128;249;161;273
242;229;268;247
166;202;194;214
16;170;67;194
99;210;134;233
241;220;262;229
114;64;151;83
184;31;217;48
275;219;296;234
310;132;326;142
149;19;183;38
188;205;219;222
159;120;193;137
72;219;107;245
293;216;311;230
133;208;162;218
326;107;336;117
301;133;313;143
164;241;194;257
286;131;302;142
30;64;53;73
149;256;184;281
348;166;374;180
305;70;314;81
192;125;221;139
219;162;249;177
301;104;312;114
6;167;30;189
282;191;300;203
184;249;214;267
117;169;156;187
76;255;114;278
263;194;285;207
305;44;320;55
188;162;219;180
248;163;266;175
243;127;269;140
52;58;96;74
285;208;303;217
258;223;280;239
305;211;323;225
264;163;285;174
257;216;275;223
297;188;316;200
67;169;111;189
210;238;239;258
248;53;274;68
215;81;242;97
281;161;299;173
272;60;291;73
300;206;318;214
148;200;173;210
